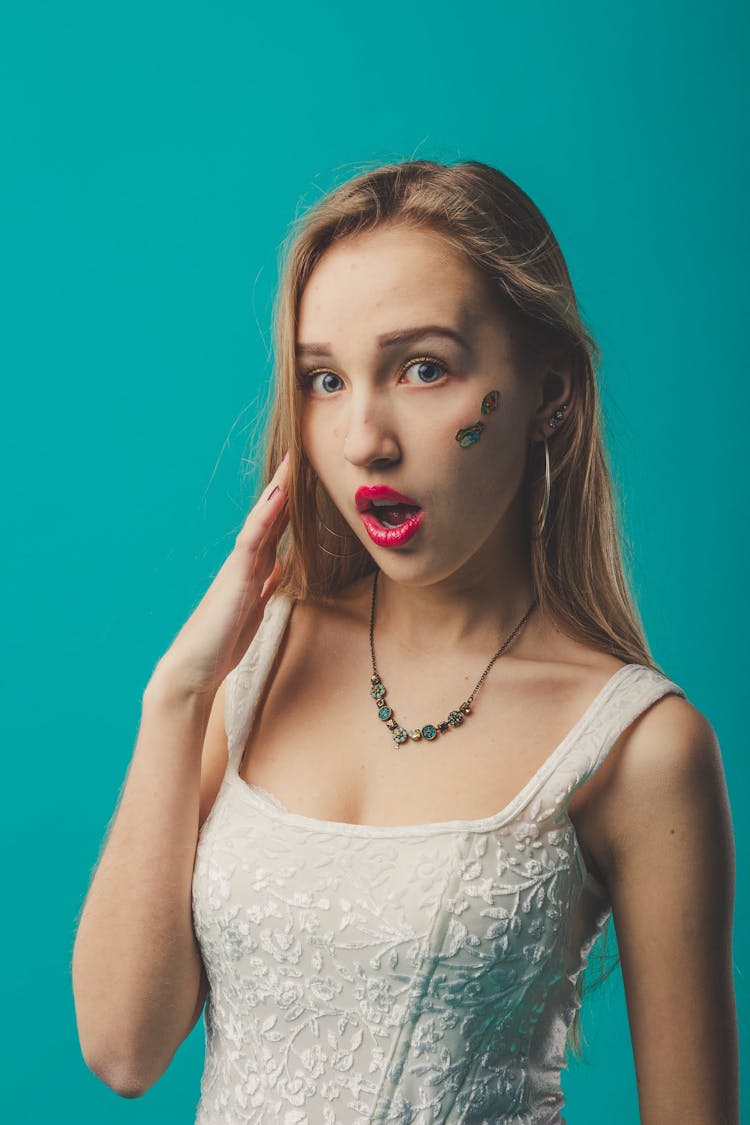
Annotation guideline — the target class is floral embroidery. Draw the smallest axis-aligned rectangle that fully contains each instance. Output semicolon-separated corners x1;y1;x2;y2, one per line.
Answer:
191;594;686;1123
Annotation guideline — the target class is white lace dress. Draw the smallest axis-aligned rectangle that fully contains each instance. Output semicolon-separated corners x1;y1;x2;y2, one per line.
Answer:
191;593;685;1123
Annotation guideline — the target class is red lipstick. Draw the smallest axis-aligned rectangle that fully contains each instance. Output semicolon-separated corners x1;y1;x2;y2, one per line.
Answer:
354;485;424;548
354;486;420;511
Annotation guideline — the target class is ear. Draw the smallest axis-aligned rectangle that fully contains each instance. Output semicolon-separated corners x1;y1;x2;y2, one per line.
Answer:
528;361;574;444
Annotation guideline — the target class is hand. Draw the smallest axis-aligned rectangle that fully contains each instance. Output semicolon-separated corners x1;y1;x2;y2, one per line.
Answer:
152;452;291;698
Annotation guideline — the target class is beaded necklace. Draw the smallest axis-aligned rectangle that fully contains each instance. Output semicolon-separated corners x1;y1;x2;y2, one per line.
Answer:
368;568;539;747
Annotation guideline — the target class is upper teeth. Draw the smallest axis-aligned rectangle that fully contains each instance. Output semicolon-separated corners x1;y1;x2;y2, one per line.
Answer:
371;498;402;507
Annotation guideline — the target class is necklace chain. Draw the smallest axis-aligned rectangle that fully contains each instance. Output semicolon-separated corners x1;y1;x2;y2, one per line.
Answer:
368;568;539;747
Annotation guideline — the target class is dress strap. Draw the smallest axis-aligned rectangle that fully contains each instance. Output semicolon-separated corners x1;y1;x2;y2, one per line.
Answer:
224;593;294;771
535;664;687;817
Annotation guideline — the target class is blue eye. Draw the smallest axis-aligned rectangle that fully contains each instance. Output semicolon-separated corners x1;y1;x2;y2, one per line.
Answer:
299;354;449;394
400;356;448;385
304;370;343;394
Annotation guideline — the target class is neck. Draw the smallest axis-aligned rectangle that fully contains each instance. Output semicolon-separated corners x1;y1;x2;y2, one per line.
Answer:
371;529;537;658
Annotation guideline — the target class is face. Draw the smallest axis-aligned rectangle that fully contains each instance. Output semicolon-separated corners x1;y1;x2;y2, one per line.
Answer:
297;223;540;585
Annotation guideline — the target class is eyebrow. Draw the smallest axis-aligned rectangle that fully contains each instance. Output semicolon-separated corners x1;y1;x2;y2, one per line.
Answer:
295;324;471;359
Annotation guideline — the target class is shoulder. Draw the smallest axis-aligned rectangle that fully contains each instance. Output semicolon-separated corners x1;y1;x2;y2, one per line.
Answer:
609;688;721;816
598;684;732;885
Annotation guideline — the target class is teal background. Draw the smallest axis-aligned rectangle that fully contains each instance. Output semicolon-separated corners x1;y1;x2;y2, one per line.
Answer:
2;0;747;1121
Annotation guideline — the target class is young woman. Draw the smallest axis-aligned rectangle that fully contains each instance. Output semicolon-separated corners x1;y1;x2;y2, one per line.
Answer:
72;160;738;1123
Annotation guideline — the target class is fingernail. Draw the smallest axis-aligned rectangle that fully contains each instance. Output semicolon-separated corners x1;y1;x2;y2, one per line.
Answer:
266;485;280;503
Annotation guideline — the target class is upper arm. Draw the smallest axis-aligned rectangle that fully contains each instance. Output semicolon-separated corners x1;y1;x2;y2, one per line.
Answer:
198;678;230;831
185;678;231;1037
603;694;739;1124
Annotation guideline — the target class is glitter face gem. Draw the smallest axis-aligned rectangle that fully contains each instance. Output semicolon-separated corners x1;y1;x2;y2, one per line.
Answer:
455;390;500;448
455;422;484;447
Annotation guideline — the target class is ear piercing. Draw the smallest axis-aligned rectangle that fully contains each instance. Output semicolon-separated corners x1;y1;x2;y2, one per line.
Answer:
547;403;568;429
455;389;500;448
455;392;568;447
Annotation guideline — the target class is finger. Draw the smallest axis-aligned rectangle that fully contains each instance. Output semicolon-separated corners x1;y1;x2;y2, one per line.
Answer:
260;555;283;602
252;521;284;583
258;489;289;551
236;470;289;554
252;498;289;576
259;454;290;509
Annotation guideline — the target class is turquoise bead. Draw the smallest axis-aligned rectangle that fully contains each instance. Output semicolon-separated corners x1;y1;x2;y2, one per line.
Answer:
422;724;437;740
370;683;386;700
378;706;393;721
448;710;464;727
392;727;408;744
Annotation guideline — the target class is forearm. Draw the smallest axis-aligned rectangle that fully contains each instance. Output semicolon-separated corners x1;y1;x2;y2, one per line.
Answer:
72;672;215;1094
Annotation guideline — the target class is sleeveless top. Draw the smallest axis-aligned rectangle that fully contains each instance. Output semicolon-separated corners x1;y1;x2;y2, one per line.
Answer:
191;593;686;1124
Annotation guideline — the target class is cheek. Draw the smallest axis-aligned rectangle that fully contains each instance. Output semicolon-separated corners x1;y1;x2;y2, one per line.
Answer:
451;387;502;450
301;410;328;457
301;406;344;450
300;423;323;485
446;394;526;503
301;416;346;500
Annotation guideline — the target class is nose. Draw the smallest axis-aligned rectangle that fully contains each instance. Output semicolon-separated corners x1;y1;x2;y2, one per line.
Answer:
342;391;401;469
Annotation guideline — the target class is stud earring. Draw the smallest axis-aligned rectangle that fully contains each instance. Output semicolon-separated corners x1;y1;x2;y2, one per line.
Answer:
548;402;568;429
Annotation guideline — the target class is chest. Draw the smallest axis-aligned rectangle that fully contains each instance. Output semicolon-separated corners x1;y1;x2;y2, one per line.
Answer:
236;606;621;868
192;774;596;1123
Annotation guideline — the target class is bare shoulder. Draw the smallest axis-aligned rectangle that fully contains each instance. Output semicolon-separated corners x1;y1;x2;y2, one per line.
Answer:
612;689;718;783
600;690;729;873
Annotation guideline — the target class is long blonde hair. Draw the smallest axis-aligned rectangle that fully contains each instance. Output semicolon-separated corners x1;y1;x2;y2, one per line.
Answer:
253;158;661;1059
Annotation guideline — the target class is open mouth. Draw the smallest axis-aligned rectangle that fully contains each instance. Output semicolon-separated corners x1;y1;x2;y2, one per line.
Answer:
368;502;421;528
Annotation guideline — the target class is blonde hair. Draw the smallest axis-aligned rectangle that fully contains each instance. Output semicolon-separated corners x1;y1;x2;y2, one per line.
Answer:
254;158;661;1060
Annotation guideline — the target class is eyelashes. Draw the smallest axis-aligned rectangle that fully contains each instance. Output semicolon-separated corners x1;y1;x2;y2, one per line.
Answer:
297;353;451;394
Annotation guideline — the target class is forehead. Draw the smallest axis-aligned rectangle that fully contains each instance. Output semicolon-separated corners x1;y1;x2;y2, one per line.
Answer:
297;225;491;339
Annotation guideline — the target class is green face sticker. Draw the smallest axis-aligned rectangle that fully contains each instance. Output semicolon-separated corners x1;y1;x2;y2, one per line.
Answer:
455;422;485;447
455;390;500;447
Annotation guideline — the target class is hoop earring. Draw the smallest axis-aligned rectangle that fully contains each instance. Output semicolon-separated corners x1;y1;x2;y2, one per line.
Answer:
317;516;364;559
317;516;349;538
531;435;551;540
